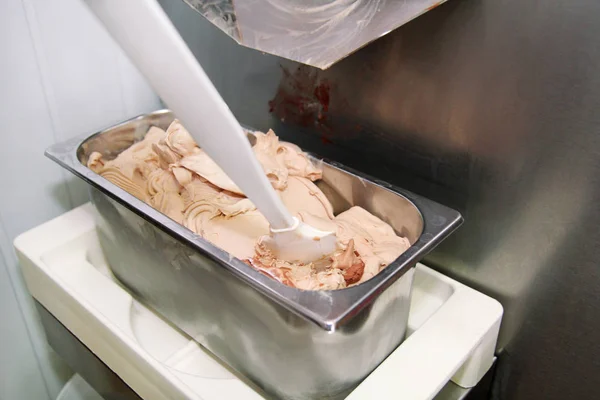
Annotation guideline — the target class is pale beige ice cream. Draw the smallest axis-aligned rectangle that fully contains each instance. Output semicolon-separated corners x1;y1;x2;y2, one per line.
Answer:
88;120;410;290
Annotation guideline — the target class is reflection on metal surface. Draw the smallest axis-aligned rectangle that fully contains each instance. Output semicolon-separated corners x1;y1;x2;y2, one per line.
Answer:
181;0;448;69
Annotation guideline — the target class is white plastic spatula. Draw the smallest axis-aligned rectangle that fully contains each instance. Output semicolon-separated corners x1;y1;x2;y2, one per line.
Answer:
84;0;337;263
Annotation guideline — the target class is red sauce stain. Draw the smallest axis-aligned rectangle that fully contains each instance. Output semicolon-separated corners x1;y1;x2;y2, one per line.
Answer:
269;65;367;144
314;82;330;112
268;65;333;142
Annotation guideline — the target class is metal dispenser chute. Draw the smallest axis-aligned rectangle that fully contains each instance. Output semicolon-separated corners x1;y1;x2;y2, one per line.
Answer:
182;0;447;69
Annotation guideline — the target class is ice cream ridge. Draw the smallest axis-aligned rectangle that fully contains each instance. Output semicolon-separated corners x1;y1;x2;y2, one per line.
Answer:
87;120;410;290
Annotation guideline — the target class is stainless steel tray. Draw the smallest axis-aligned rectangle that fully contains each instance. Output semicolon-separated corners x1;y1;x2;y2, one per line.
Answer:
46;109;462;399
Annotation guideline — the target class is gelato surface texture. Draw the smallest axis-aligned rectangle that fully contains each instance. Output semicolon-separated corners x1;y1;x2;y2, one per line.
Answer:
88;120;410;290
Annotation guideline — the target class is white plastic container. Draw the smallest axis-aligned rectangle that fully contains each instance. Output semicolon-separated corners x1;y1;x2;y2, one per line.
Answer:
16;204;503;400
